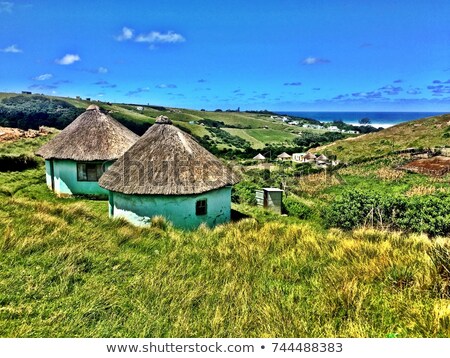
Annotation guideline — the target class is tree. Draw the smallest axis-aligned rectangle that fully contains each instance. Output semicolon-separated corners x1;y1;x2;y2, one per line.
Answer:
359;117;371;125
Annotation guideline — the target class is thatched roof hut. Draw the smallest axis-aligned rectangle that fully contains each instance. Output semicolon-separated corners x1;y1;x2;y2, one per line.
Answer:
304;152;317;160
277;152;291;160
99;116;239;195
99;116;239;228
317;154;329;161
253;153;266;160
36;105;139;161
36;105;139;197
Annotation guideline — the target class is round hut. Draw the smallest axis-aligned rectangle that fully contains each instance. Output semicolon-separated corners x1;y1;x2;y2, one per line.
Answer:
99;115;239;229
316;154;329;163
303;152;317;162
36;105;139;197
253;153;266;160
277;152;292;161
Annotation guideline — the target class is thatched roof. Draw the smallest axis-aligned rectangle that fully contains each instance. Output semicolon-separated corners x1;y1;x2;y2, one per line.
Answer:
304;152;317;160
277;152;291;159
317;154;329;161
99;115;240;195
36;105;139;161
253;153;266;160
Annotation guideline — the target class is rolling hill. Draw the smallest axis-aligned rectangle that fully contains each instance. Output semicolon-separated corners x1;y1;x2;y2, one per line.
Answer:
313;113;450;162
0;92;360;157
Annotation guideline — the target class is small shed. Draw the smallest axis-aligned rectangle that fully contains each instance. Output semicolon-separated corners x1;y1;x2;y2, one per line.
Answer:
256;188;284;214
253;153;266;160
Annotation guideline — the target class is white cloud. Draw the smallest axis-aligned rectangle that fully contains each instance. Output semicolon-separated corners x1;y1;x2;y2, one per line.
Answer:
97;66;108;74
0;2;13;13
33;73;53;81
135;31;185;44
302;57;330;65
0;44;22;53
55;54;80;65
116;27;134;41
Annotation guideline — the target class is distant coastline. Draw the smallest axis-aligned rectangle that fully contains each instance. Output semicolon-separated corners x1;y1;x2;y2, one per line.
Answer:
275;111;448;128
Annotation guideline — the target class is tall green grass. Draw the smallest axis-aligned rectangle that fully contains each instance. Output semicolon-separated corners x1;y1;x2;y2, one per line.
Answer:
1;168;449;337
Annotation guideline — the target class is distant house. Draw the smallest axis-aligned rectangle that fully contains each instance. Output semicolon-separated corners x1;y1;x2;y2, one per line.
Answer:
99;115;240;229
277;152;292;161
328;126;340;131
253;153;266;160
76;96;81;100
36;105;139;197
316;154;329;162
136;106;144;111
316;154;330;166
303;152;317;162
292;153;306;163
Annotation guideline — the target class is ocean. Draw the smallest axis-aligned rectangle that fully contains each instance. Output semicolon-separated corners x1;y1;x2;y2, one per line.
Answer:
275;111;448;128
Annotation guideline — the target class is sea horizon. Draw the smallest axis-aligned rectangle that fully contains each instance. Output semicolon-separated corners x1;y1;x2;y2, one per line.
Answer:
275;111;448;128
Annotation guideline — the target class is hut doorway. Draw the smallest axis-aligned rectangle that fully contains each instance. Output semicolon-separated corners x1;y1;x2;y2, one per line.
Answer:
50;160;55;191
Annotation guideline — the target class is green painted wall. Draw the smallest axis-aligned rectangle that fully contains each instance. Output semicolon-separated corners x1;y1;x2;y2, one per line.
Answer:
109;186;232;229
44;159;111;196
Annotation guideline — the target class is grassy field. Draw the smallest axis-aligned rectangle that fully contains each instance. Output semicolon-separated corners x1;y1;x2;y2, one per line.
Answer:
223;128;298;149
1;139;450;337
1;95;450;337
313;114;450;162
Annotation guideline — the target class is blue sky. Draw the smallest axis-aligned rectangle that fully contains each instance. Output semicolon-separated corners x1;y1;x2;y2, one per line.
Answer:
1;0;450;111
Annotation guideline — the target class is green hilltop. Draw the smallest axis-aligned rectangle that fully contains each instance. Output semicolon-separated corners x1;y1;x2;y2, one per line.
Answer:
0;92;362;158
314;113;450;162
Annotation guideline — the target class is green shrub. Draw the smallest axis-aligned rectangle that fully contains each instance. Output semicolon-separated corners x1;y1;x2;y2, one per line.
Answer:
0;95;84;130
231;181;259;205
283;195;312;219
0;154;40;172
324;189;450;236
395;194;450;236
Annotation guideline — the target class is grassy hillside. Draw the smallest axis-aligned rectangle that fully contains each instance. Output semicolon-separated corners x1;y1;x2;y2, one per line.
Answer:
0;135;449;337
313;114;450;162
0;166;449;337
0;92;355;154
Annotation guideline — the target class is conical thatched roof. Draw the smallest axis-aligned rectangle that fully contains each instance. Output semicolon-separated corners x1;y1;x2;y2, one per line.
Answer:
36;105;139;161
99;116;240;195
304;152;317;160
277;152;291;159
317;154;329;161
253;153;266;160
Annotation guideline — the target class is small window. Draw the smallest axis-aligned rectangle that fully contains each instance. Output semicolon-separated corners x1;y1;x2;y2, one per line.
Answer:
77;162;104;182
196;199;207;216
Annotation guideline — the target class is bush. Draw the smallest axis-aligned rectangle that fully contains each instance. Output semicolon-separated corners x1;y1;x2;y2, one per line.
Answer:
0;95;84;130
324;189;450;236
283;195;312;219
0;154;41;172
395;194;450;236
231;181;259;205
